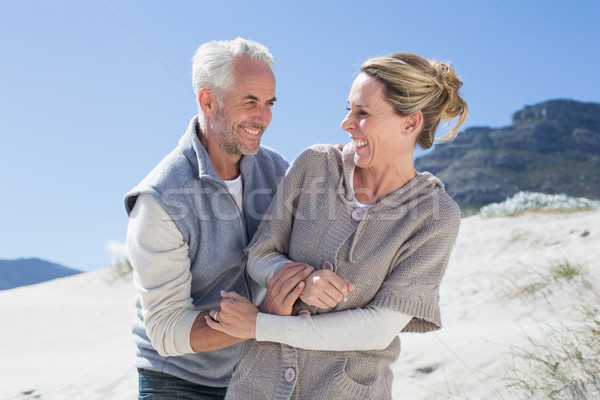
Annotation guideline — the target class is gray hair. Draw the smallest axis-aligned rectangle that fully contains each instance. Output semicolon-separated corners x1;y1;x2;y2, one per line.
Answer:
191;38;274;130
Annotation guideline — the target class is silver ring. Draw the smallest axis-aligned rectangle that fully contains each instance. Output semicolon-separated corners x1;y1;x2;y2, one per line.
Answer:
213;311;220;322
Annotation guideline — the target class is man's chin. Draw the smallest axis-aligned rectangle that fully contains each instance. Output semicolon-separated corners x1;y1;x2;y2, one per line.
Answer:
242;148;260;156
240;142;261;156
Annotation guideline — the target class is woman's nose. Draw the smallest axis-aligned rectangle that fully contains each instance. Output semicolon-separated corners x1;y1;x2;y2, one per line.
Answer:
341;114;353;131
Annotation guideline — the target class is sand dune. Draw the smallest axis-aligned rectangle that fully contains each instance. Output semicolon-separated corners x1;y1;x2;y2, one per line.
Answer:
393;211;599;399
1;211;598;399
0;267;137;400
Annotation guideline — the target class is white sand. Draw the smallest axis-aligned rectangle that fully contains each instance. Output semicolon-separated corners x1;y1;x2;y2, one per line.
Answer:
0;268;137;400
1;211;598;399
393;211;599;399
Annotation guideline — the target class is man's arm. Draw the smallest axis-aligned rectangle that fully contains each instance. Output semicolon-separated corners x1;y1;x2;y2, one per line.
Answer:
128;194;200;357
192;263;313;352
190;312;245;352
129;194;312;354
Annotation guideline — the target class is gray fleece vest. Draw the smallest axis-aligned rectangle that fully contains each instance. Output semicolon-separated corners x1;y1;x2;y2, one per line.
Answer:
124;116;288;387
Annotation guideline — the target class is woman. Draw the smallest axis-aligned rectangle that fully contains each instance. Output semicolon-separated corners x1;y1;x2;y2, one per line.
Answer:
206;52;468;399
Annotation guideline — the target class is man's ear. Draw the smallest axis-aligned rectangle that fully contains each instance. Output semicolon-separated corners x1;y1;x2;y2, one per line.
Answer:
198;89;218;116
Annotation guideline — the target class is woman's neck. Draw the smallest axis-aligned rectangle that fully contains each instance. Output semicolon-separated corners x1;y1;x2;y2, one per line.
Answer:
353;161;416;205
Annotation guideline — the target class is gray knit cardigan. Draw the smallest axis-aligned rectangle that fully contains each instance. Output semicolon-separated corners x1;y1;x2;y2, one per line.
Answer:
226;144;461;400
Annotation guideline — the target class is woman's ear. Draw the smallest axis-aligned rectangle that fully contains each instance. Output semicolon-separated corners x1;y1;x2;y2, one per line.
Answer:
403;110;423;135
198;89;218;116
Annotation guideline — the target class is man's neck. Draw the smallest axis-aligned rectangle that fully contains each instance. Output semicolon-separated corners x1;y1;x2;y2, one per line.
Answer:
196;127;242;180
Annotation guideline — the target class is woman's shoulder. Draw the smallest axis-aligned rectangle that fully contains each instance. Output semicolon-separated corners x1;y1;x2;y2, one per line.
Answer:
293;143;343;170
412;172;461;223
300;143;343;157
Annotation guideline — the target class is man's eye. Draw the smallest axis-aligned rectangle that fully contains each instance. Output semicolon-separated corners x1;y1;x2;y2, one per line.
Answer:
345;107;351;111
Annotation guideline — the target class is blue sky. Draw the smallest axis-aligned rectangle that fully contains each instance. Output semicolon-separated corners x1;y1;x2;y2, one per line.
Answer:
1;0;599;271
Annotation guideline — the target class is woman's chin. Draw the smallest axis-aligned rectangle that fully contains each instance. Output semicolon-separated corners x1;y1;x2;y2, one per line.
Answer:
353;153;372;169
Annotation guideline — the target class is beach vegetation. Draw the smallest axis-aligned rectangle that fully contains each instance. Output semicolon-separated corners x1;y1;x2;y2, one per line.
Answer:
479;192;600;218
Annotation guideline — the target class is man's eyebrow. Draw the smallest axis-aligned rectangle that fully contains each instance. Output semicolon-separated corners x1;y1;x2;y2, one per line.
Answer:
243;95;277;103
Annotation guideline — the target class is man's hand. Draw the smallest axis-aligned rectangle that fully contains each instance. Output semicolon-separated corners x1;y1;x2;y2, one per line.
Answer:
206;291;258;339
300;270;355;309
259;262;314;315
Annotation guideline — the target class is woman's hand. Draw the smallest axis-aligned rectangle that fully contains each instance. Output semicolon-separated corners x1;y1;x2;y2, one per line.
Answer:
300;270;355;309
259;262;313;316
205;291;258;339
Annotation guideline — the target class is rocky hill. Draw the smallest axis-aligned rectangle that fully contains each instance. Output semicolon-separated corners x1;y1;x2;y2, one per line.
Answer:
0;258;81;290
415;99;600;212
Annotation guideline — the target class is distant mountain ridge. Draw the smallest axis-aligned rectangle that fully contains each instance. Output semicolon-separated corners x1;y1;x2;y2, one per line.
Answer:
0;258;81;290
414;99;600;212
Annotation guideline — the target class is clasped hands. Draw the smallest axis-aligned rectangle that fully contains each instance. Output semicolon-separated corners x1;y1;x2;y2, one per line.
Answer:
205;262;355;339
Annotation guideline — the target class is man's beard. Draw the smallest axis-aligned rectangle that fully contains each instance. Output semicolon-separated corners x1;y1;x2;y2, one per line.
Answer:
210;111;263;156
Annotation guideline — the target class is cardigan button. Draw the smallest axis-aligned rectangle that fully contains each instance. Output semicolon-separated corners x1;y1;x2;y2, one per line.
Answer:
321;261;334;271
351;207;366;222
284;367;296;382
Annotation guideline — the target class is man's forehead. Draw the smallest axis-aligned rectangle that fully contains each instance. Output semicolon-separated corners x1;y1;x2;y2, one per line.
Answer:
228;81;276;98
229;72;276;100
232;57;274;78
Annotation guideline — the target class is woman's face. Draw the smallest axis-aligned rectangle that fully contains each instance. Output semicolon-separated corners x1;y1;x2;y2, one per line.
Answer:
341;72;412;170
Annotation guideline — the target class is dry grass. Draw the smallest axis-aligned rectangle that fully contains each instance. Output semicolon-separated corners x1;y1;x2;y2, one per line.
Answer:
502;260;600;399
497;260;587;299
505;308;600;399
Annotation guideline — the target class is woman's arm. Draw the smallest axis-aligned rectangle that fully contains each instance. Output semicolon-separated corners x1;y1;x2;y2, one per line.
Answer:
249;249;353;309
206;291;411;351
256;307;412;351
247;249;294;288
247;146;351;308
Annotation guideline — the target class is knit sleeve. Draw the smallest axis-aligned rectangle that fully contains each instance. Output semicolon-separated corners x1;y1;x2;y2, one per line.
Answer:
246;146;331;285
127;194;199;356
255;307;412;351
247;249;294;288
367;195;461;333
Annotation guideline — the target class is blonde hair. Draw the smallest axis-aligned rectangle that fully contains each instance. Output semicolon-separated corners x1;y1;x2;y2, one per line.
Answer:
360;53;469;150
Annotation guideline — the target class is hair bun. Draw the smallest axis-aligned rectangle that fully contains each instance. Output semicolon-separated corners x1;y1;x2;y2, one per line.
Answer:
430;60;468;124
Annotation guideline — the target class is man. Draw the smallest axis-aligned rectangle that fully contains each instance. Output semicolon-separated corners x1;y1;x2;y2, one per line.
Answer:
124;38;312;399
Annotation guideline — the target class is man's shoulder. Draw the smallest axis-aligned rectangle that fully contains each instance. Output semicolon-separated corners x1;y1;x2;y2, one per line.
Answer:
124;144;196;215
253;145;289;171
145;146;195;186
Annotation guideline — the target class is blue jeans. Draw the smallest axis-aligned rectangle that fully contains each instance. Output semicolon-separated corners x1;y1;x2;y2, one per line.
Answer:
138;368;227;400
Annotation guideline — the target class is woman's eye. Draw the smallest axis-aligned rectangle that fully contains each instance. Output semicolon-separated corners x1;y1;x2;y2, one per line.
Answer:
346;107;368;117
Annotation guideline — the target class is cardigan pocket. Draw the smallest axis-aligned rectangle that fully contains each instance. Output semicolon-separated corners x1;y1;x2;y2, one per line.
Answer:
325;355;391;400
229;341;264;385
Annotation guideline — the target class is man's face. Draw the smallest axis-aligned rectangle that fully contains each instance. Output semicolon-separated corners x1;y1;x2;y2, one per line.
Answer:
209;57;276;156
